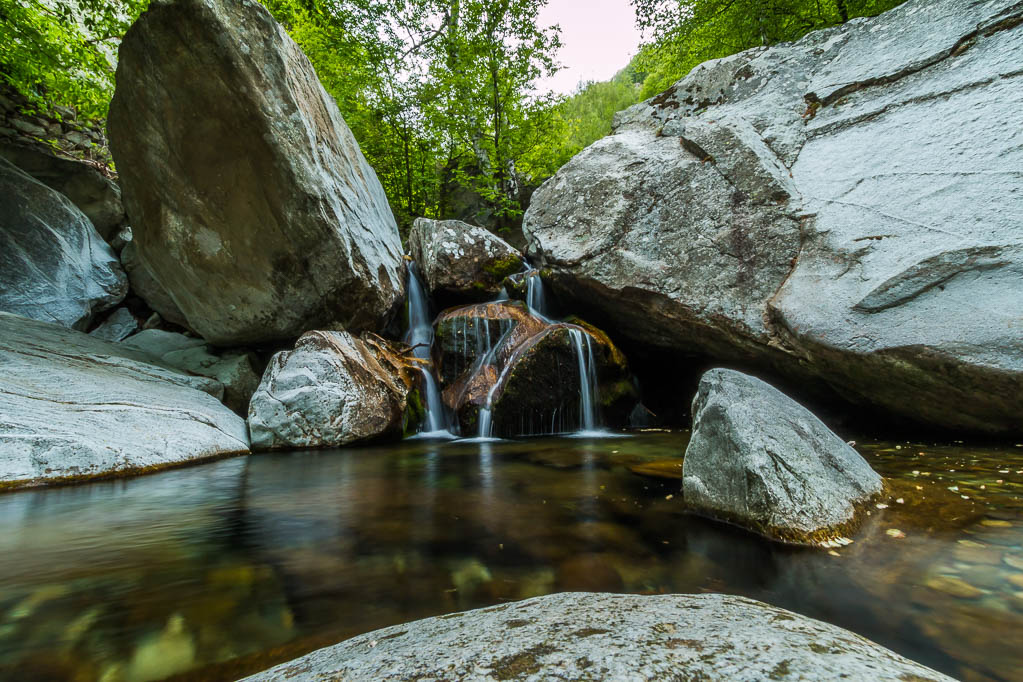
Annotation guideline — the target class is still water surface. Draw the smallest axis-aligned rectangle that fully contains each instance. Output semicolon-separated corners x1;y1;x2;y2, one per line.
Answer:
0;432;1021;681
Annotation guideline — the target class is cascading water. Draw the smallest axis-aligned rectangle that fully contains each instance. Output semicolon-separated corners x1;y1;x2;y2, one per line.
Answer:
404;263;449;435
569;327;600;433
525;270;548;319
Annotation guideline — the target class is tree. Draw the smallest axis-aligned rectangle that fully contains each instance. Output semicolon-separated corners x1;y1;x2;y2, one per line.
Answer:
630;0;905;98
0;0;148;117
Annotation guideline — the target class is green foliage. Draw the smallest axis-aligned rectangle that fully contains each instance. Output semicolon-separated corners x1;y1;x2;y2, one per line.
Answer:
630;0;905;98
0;0;148;118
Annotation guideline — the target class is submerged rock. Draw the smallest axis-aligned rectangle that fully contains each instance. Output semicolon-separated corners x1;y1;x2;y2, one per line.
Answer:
409;218;524;304
682;369;882;544
0;313;249;490
0;144;126;242
523;0;1023;434
243;592;953;681
122;329;260;415
247;331;420;450
0;158;127;330
109;0;404;346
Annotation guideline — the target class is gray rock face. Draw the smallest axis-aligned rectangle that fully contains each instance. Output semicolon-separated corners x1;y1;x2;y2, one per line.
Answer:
119;241;191;330
0;144;125;241
89;307;139;342
0;313;249;490
248;331;418;450
523;0;1023;434
409;218;525;303
0;157;127;330
244;592;952;682
108;0;405;346
683;369;882;544
122;329;261;415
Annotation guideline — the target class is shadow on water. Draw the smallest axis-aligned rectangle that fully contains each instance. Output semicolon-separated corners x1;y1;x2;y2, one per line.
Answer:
0;432;1022;681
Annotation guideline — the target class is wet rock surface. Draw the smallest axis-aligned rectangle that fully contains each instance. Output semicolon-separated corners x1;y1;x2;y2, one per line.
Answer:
244;592;953;681
683;369;883;544
409;218;525;305
0;313;249;489
0;157;127;330
108;0;405;346
247;331;420;450
523;0;1023;434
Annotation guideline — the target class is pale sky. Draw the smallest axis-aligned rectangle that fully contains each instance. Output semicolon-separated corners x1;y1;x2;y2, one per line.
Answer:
537;0;643;95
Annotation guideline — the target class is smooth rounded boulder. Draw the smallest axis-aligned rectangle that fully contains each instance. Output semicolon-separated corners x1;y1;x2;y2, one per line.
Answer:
108;0;405;346
243;592;953;681
0;158;127;330
248;331;421;450
0;313;249;490
409;218;525;305
682;369;883;545
523;0;1023;434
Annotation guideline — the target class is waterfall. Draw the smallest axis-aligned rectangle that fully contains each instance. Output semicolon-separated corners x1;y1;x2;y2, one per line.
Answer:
569;327;600;433
525;271;548;320
404;263;449;435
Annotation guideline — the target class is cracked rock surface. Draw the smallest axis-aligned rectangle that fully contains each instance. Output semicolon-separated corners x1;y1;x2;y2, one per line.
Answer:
683;368;883;544
247;331;419;450
523;0;1023;434
109;0;405;346
0;313;249;490
244;592;953;681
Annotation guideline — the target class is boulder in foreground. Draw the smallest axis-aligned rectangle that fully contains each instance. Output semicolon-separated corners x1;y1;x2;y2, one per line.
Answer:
683;369;882;545
0;313;249;490
0;158;126;329
244;592;952;681
248;331;421;450
109;0;405;345
409;218;524;305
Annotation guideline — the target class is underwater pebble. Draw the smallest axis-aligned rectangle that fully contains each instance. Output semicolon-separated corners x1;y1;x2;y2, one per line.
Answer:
924;575;983;599
886;529;906;539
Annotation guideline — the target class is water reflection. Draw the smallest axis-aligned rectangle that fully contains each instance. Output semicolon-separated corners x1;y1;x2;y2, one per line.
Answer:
0;433;1021;681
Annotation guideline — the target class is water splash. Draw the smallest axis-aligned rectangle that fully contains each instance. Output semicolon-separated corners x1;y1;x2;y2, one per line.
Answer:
404;263;449;435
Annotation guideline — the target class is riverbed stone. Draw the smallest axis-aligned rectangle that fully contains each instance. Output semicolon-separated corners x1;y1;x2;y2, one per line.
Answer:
0;158;127;330
523;0;1023;435
243;592;953;681
89;307;139;342
0;313;249;490
122;329;261;415
247;331;420;450
108;0;405;346
682;369;882;545
409;218;525;305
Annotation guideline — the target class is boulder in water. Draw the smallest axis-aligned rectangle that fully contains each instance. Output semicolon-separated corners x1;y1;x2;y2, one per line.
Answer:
682;368;883;545
409;218;524;305
247;331;422;450
0;312;249;490
242;592;953;682
108;0;405;346
122;329;261;415
523;0;1023;434
0;158;127;330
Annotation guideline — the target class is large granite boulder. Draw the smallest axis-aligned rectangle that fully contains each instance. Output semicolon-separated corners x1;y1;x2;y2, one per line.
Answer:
119;241;191;330
248;331;421;450
244;592;953;681
0;313;249;490
683;369;882;545
523;0;1023;434
409;218;525;305
0;144;126;241
122;329;261;415
108;0;405;346
0;158;127;330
